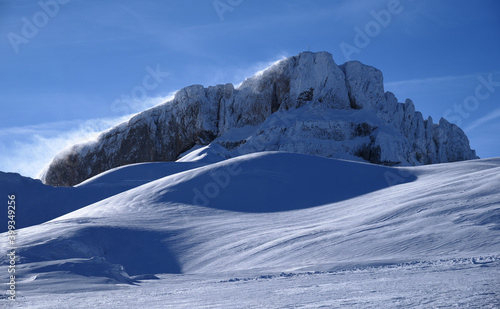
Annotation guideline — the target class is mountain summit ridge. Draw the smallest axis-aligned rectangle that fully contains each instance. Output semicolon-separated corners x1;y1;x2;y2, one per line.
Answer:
41;51;478;186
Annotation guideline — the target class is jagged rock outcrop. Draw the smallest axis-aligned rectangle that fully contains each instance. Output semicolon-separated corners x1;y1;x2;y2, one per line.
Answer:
41;51;478;186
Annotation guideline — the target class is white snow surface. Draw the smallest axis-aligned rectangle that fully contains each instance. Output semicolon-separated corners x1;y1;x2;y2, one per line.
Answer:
1;152;499;308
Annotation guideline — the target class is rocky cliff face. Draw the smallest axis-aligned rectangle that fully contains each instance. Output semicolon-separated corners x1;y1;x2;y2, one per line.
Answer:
41;51;478;187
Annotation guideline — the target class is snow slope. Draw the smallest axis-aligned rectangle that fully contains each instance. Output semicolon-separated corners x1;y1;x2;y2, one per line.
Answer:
0;144;228;233
1;152;499;307
0;162;208;232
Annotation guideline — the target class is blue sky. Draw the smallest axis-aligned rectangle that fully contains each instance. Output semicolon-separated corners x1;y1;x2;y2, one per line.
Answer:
1;0;499;178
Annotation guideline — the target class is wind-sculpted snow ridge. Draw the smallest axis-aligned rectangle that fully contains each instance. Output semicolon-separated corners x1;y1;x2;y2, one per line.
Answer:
40;51;477;187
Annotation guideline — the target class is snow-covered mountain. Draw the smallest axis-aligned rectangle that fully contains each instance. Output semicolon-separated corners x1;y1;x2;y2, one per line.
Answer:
3;51;497;307
41;51;477;187
1;152;499;307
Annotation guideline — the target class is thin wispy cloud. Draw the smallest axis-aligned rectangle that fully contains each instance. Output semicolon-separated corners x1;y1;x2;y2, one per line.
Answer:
385;74;479;88
110;93;175;116
0;94;173;179
0;116;128;179
183;53;290;89
233;54;289;88
465;108;500;132
0;119;114;137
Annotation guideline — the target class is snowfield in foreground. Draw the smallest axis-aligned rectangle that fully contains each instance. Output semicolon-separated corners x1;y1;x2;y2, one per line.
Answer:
1;152;499;308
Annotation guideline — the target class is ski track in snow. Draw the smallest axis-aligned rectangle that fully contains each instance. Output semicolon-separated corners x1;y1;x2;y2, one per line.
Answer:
5;257;500;308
